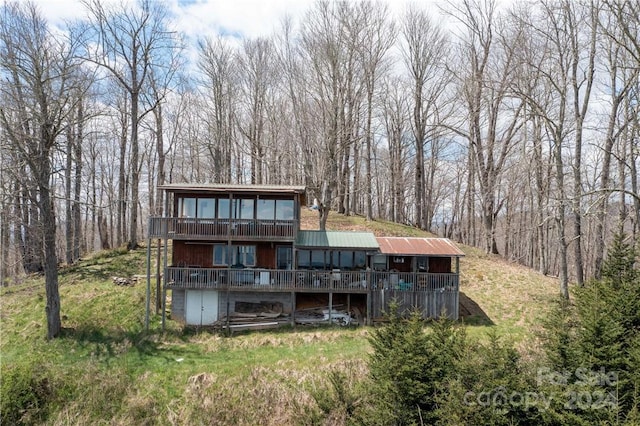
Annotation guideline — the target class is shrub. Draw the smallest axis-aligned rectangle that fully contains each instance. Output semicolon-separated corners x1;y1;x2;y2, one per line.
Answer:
0;360;52;425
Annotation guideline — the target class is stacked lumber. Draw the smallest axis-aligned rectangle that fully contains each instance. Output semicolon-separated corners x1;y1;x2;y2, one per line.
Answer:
214;301;290;331
294;305;354;326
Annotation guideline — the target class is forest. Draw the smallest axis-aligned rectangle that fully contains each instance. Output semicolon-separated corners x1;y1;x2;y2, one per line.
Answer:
0;0;638;337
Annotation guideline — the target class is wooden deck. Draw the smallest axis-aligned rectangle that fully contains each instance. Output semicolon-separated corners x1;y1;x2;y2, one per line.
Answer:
148;217;298;241
164;267;458;294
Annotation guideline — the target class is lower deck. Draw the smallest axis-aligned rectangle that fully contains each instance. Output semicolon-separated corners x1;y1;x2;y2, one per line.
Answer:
165;267;459;327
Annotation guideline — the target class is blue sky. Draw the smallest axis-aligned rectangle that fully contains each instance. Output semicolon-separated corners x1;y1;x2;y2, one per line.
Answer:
38;0;317;39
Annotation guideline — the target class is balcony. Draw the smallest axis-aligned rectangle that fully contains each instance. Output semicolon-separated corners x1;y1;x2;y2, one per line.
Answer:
164;267;459;294
148;217;298;241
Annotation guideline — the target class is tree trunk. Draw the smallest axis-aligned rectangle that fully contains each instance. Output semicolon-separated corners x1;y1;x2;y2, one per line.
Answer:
128;88;140;250
73;101;83;260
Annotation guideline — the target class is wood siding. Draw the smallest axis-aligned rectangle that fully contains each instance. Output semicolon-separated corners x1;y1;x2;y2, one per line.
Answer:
371;289;458;320
429;257;452;273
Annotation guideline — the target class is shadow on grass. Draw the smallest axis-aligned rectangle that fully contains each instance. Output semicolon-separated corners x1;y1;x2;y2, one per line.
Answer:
458;292;494;326
59;324;196;365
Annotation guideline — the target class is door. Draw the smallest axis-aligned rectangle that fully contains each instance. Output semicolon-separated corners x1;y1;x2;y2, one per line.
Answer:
185;290;219;325
277;246;292;269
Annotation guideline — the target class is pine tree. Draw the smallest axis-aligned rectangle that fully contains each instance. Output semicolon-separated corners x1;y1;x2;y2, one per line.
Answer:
601;232;638;288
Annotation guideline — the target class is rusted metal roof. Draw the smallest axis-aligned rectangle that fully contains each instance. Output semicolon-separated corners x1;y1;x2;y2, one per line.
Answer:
376;237;465;257
158;183;306;194
297;231;380;250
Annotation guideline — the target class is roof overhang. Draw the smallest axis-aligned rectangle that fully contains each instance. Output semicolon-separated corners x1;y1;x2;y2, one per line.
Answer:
376;237;465;257
159;183;307;205
158;183;306;195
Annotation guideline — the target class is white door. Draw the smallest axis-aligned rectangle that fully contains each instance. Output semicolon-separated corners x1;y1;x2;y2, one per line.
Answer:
185;290;219;325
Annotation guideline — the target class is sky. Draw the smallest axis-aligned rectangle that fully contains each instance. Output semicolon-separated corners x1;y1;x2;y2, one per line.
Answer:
35;0;453;41
37;0;330;39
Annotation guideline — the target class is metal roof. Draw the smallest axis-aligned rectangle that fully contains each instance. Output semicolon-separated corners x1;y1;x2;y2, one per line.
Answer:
296;231;380;250
376;237;465;257
158;183;306;194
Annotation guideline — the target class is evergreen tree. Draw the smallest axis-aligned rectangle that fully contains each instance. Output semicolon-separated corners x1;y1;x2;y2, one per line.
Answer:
365;303;467;425
541;232;640;423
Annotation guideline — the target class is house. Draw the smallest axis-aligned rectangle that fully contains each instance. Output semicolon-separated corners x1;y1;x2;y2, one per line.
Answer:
145;184;464;329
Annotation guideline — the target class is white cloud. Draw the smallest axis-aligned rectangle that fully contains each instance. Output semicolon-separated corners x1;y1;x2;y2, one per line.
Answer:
170;0;314;40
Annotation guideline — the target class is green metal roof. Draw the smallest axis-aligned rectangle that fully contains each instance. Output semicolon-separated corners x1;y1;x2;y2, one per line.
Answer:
296;230;380;250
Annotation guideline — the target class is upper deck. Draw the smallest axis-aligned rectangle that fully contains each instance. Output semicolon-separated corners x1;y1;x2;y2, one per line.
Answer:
148;217;298;241
152;183;306;241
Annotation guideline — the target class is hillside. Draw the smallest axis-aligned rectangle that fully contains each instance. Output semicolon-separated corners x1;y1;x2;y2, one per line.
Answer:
301;207;560;339
0;211;561;425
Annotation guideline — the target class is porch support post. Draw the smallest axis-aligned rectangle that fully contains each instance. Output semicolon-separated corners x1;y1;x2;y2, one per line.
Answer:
161;287;167;330
226;282;231;333
291;291;296;326
328;292;333;324
161;236;169;332
347;293;350;322
145;231;152;332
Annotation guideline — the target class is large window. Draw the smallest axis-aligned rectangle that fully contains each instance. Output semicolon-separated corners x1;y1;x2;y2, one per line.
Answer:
330;251;366;270
178;197;218;218
179;198;196;217
213;244;256;267
297;250;330;269
197;198;216;218
256;198;294;220
217;198;230;219
257;199;275;220
275;199;294;220
233;199;254;219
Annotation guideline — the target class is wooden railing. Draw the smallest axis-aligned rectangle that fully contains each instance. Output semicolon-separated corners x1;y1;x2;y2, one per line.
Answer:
165;267;459;293
148;217;298;240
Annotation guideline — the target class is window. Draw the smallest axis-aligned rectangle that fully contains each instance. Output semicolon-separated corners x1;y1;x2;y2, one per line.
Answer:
372;254;386;271
232;245;256;267
337;251;354;269
213;244;228;265
217;198;230;219
180;198;196;217
417;256;428;272
275;199;294;220
311;250;327;269
257;199;275;220
198;198;216;218
213;244;256;267
298;250;311;269
298;250;328;269
234;199;254;219
276;246;292;269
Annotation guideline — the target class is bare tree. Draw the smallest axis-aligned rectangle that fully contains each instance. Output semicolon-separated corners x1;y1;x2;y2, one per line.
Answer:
299;1;361;229
81;0;180;249
237;37;277;184
356;2;395;220
447;0;524;254
198;36;237;183
0;1;87;338
401;5;449;231
380;76;411;224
